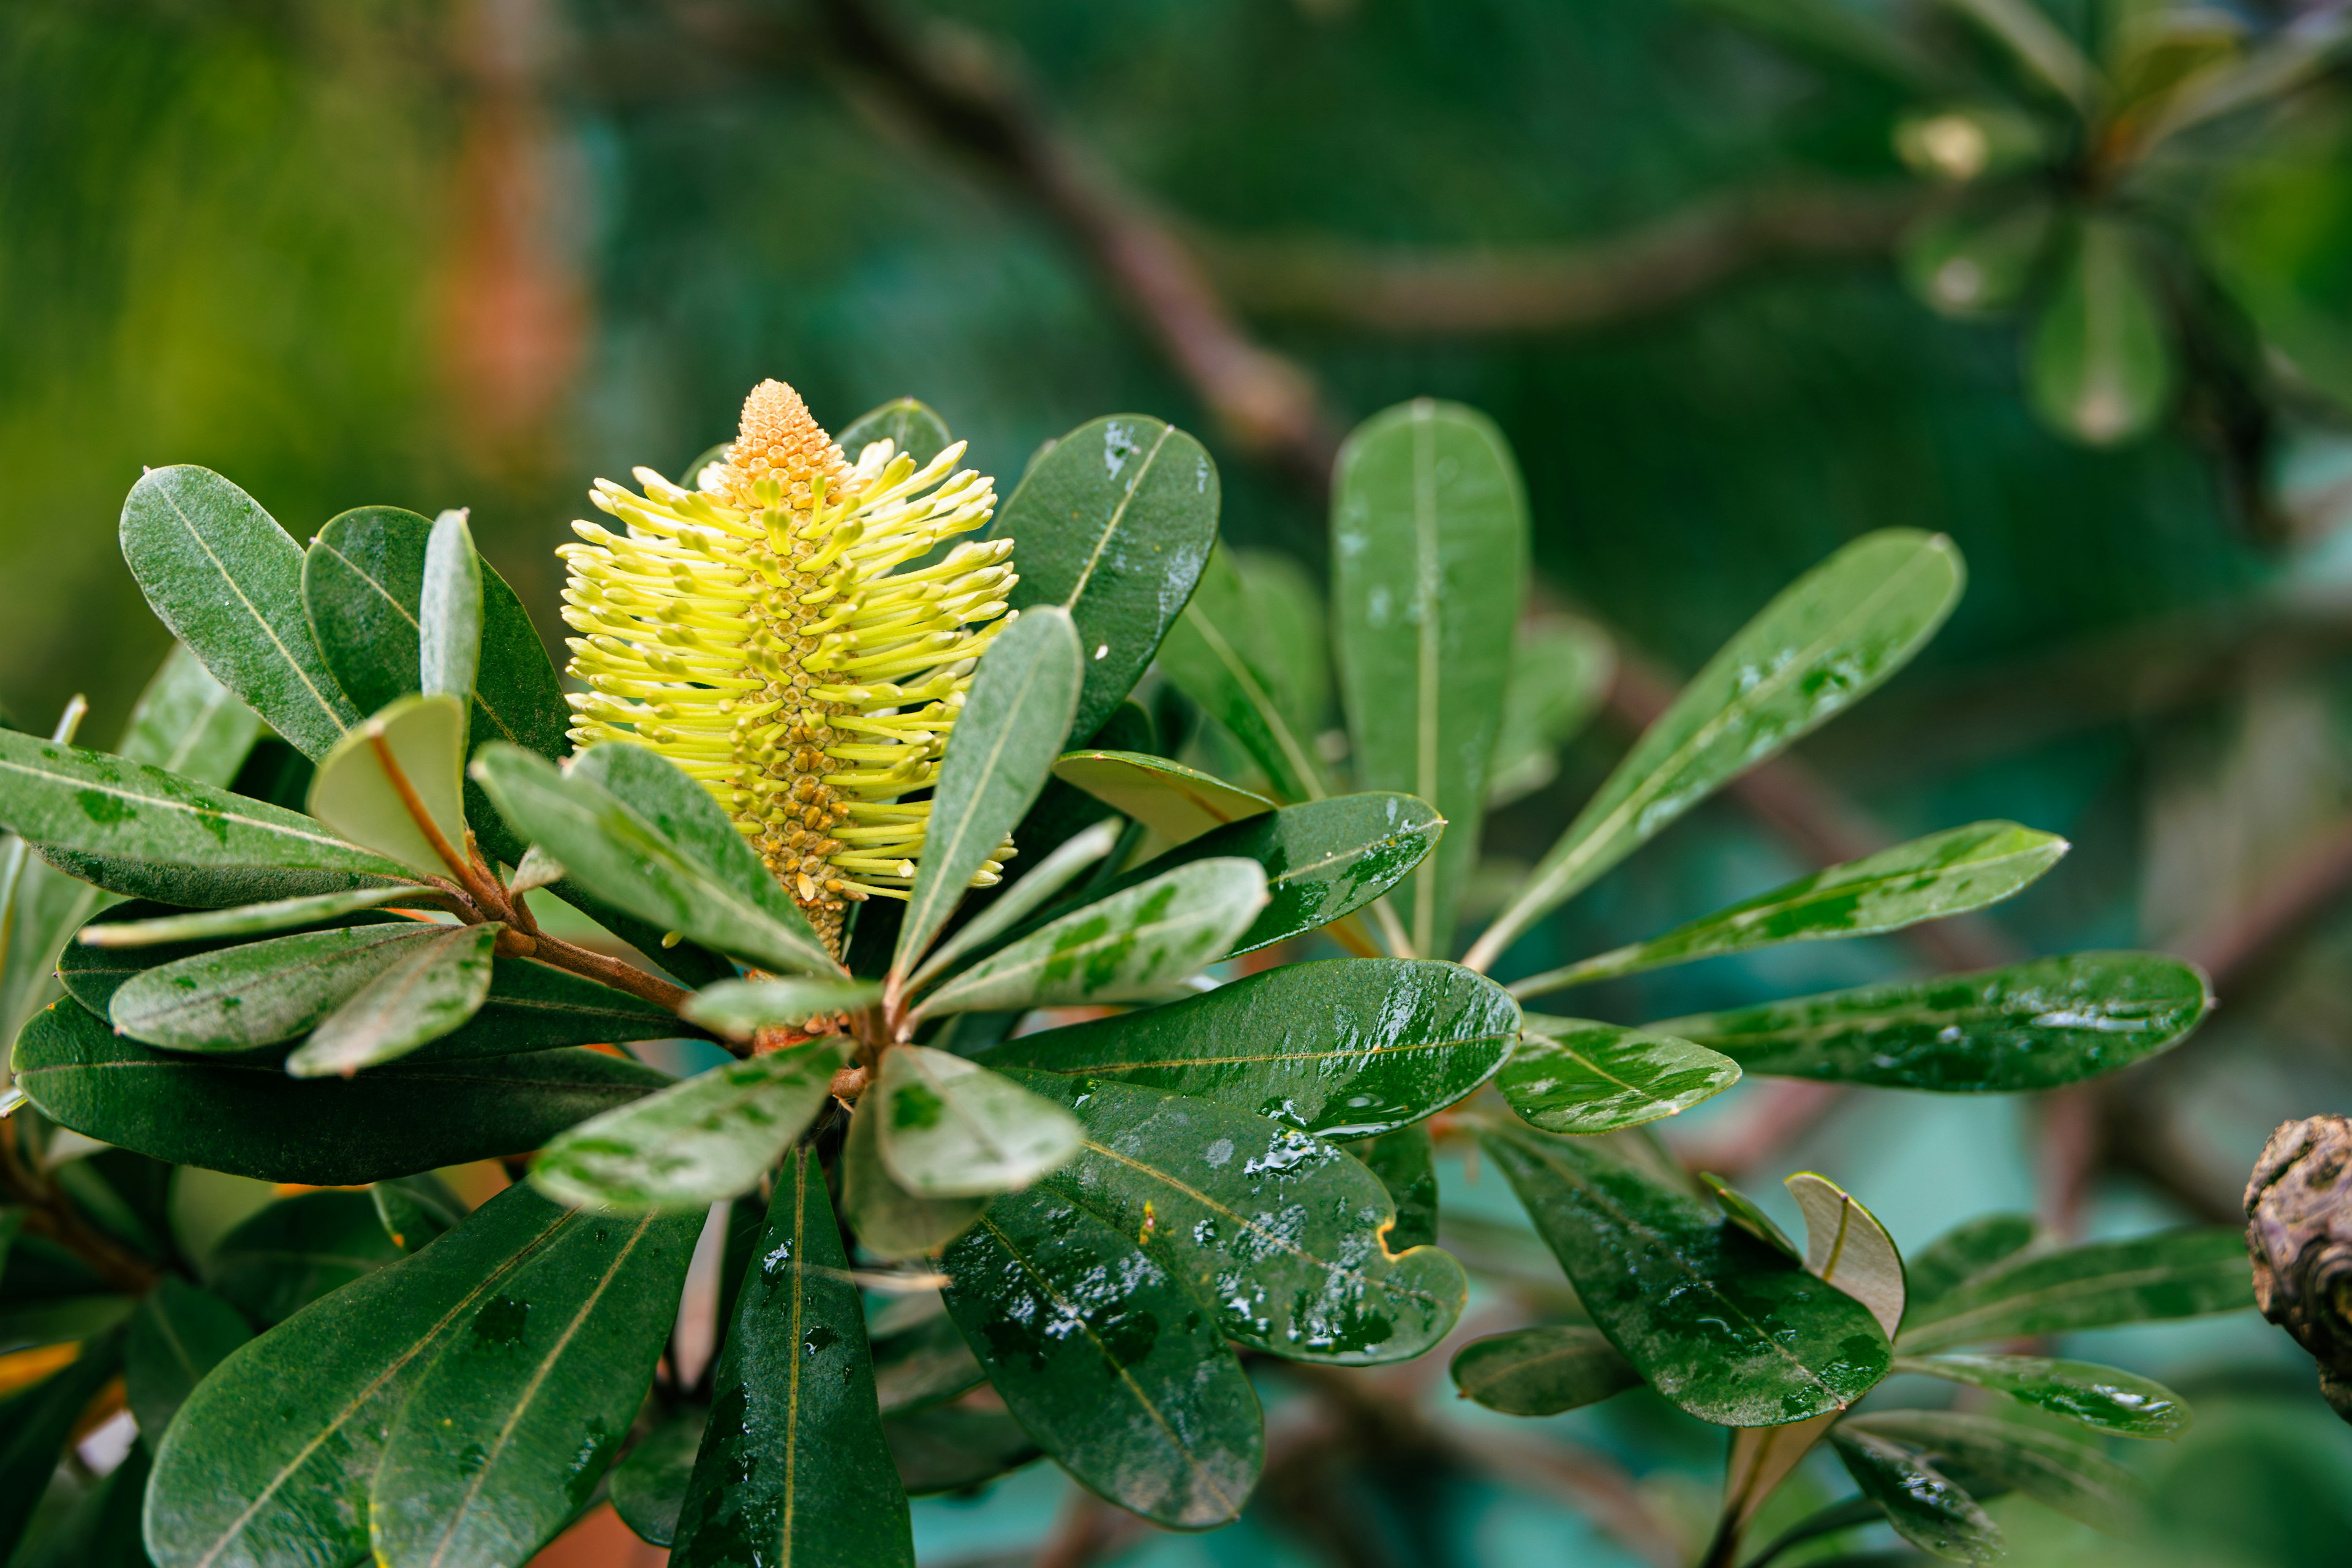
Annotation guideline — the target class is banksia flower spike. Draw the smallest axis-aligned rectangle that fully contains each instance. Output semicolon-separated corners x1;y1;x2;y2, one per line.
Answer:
560;379;1019;953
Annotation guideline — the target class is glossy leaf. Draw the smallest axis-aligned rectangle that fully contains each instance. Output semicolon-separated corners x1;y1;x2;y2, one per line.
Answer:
208;1190;401;1324
671;1147;915;1567
109;922;442;1051
1905;1213;2041;1314
682;975;883;1040
1016;1070;1466;1363
942;1185;1262;1530
874;1044;1084;1197
872;1306;986;1415
1512;821;2067;997
1892;1353;2190;1437
126;1284;249;1477
1450;1325;1642;1416
1843;1410;2145;1533
842;1088;988;1259
986;957;1515;1137
897;605;1084;973
1657;952;2214;1092
1482;1123;1888;1425
1787;1172;1905;1337
1830;1426;2003;1564
14;1000;668;1185
1050;748;1275;845
839;396;951;469
471;741;839;976
530;1037;848;1210
371;1206;702;1568
905;818;1120;992
1355;1123;1438;1251
1332;399;1526;957
1469;529;1962;972
145;1183;576;1568
73;884;431;947
1156;543;1328;804
119;465;358;760
305;693;469;876
995;413;1219;743
1898;1226;2252;1351
1501;1017;1741;1134
1488;618;1615;807
285;921;499;1077
609;1408;704;1548
913;858;1267;1020
2027;218;2174;447
418;509;483;704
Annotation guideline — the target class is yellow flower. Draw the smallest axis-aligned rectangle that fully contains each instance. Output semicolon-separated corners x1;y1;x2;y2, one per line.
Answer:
559;379;1019;952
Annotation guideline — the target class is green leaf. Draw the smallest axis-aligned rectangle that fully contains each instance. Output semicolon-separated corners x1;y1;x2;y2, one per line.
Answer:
2028;217;2174;447
145;1183;575;1568
1048;748;1275;844
371;1174;463;1254
609;1408;704;1548
1829;1425;2003;1564
1332;399;1528;957
371;1204;701;1568
1066;793;1442;960
1156;543;1328;804
1014;1070;1466;1363
671;1147;915;1567
0;730;412;884
0;1330;123;1563
1787;1170;1905;1336
1657;952;2215;1092
1354;1123;1438;1251
911;858;1267;1020
418;510;483;704
1891;1353;2190;1438
842;1087;988;1259
126;1279;252;1457
903;818;1120;993
1468;529;1964;972
285;921;499;1077
873;1044;1083;1197
1482;1123;1888;1425
108;922;445;1051
13;1000;669;1185
1944;0;2100;111
530;1037;848;1210
872;1308;985;1415
1501;1017;1742;1134
984;957;1516;1137
1488;618;1615;808
896;605;1084;974
1512;821;2068;998
995;413;1219;743
1703;1172;1803;1257
1902;197;2055;317
1897;1227;2252;1351
119;466;359;761
305;693;469;876
941;1185;1262;1530
29;846;396;911
1842;1409;2146;1533
681;975;883;1040
1231;549;1330;741
1906;1213;2041;1313
71;884;432;947
471;742;839;976
839;396;951;469
1450;1325;1642;1417
208;1189;401;1324
0;1293;131;1355
884;1403;1041;1494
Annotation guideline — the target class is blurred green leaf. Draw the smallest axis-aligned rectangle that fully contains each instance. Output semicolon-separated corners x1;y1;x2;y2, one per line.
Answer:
1157;544;1329;805
72;884;430;947
1470;529;1962;971
1232;549;1330;741
1332;399;1527;958
1694;0;1943;88
609;1408;704;1548
1500;1017;1742;1134
1898;1226;2251;1350
872;1307;985;1416
209;1190;400;1325
285;921;498;1077
0;1293;130;1355
1786;1170;1905;1336
0;1330;123;1563
1830;1425;2003;1564
885;1401;1042;1495
1450;1325;1642;1417
873;1044;1083;1198
839;397;951;469
370;1174;461;1254
1902;198;2055;317
1892;1353;2190;1437
125;1278;251;1450
1703;1172;1801;1257
1906;1213;2040;1313
1354;1123;1439;1251
681;975;883;1040
1050;748;1275;844
1844;1409;2146;1533
842;1088;987;1260
941;1185;1262;1530
305;693;470;876
1488;619;1615;809
417;510;482;707
2028;219;2175;446
109;922;442;1051
1943;0;2100;110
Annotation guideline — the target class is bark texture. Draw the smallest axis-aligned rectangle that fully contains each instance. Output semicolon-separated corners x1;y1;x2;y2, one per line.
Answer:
2247;1114;2352;1422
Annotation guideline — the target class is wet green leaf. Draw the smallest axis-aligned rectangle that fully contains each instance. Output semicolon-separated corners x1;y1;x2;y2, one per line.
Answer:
1898;1226;2251;1351
1469;529;1962;972
1656;952;2214;1092
418;510;482;705
471;741;838;976
1333;399;1526;957
681;975;883;1040
1482;1123;1888;1425
1905;1213;2041;1314
904;818;1120;993
1513;822;2067;997
1844;1409;2146;1533
1830;1425;2003;1564
72;884;431;947
530;1037;848;1210
285;922;499;1077
671;1147;914;1567
872;1306;985;1415
145;1183;576;1568
1450;1325;1642;1417
120;465;360;761
608;1407;704;1548
986;957;1515;1137
1050;748;1275;845
912;858;1267;1020
109;922;445;1051
839;396;952;469
842;1089;987;1259
995;413;1218;744
126;1279;252;1455
1892;1353;2190;1437
13;1000;668;1185
1787;1172;1905;1336
208;1189;401;1325
875;1044;1084;1197
1354;1123;1438;1251
884;1401;1042;1496
1501;1018;1741;1134
897;605;1084;974
1015;1071;1466;1363
1156;543;1327;803
942;1185;1262;1530
305;694;470;876
1489;618;1614;808
2028;218;2174;446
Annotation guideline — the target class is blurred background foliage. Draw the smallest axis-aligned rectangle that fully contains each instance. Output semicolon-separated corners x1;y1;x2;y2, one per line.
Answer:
7;0;2352;1564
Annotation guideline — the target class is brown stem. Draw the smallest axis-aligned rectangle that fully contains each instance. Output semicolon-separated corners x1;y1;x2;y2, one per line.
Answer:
0;1117;159;1294
526;930;693;1012
367;728;507;911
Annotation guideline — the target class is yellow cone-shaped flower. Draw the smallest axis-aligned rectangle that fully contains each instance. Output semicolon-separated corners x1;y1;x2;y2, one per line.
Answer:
560;379;1018;952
